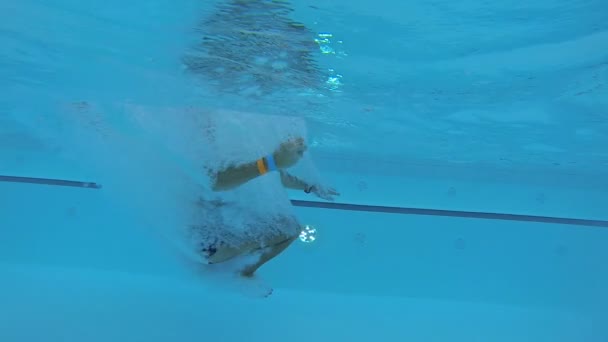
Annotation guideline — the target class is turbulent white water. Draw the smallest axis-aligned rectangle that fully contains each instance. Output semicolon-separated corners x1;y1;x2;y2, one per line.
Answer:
32;100;321;266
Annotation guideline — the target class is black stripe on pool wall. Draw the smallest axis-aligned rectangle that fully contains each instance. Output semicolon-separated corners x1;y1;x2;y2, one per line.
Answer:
0;175;102;189
290;200;608;228
1;175;605;227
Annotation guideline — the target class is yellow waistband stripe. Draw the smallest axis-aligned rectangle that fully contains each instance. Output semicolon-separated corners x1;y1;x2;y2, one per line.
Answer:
256;158;267;175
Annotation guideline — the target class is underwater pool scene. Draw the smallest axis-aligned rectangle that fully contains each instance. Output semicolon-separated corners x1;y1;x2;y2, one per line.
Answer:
1;0;608;341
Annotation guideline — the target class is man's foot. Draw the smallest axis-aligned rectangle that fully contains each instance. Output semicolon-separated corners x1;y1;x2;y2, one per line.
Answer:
235;273;274;298
240;270;255;278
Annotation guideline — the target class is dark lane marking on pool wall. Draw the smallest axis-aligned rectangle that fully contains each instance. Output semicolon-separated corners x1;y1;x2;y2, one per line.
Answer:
290;200;608;228
1;175;605;227
0;175;102;189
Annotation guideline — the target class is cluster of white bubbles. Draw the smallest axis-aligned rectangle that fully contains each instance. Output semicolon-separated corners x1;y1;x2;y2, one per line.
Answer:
299;224;317;243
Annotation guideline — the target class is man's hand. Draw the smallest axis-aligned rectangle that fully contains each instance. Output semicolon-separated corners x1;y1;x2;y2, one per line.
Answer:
273;137;307;169
307;185;340;201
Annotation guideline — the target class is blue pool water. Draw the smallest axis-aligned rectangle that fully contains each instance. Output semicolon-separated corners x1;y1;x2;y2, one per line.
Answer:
1;0;608;341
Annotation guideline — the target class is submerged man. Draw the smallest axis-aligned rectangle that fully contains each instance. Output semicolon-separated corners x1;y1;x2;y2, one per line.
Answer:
198;137;338;277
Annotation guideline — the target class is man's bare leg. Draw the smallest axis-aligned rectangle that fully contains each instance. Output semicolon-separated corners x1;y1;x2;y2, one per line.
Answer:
240;235;299;278
206;241;259;264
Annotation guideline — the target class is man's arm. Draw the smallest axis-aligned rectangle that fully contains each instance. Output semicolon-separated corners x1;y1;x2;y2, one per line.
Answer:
211;160;261;191
211;138;306;191
281;170;340;200
279;170;312;191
